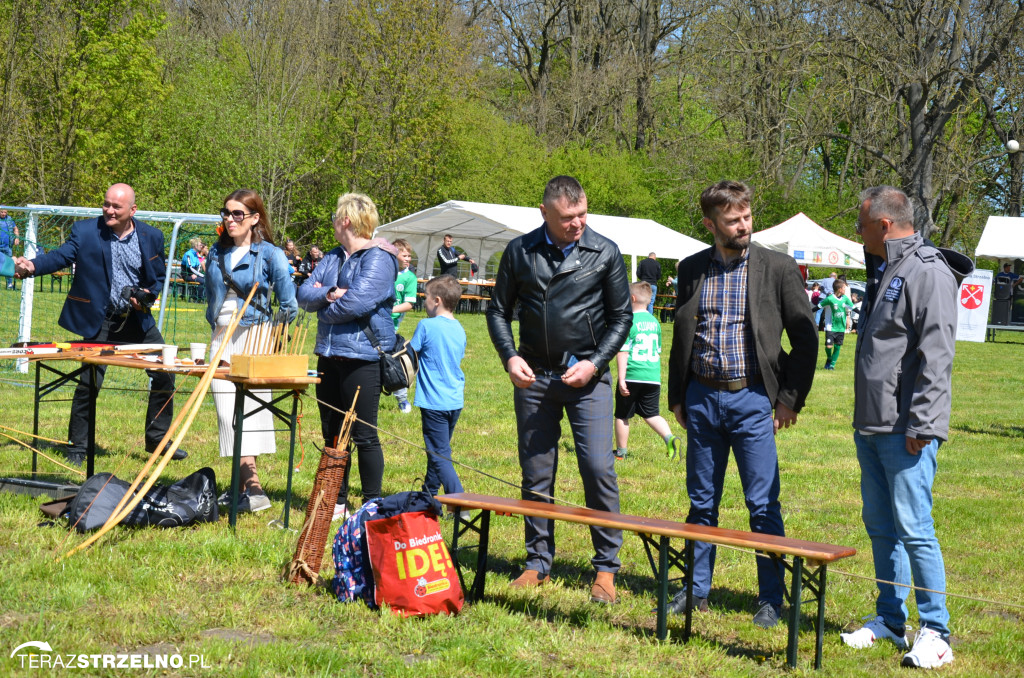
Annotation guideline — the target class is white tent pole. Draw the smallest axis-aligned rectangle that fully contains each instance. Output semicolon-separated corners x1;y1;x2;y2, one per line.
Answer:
424;235;434;278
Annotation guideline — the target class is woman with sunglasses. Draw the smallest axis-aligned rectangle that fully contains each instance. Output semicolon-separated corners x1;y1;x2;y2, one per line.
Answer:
206;189;297;513
297;193;398;521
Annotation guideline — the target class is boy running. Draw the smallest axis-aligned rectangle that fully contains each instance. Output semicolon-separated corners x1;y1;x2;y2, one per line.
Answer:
615;282;681;460
819;278;854;370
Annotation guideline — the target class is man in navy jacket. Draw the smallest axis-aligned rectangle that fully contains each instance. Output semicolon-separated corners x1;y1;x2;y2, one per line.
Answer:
15;184;186;466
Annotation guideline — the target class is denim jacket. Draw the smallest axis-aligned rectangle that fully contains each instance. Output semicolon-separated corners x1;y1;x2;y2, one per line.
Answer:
205;240;297;328
296;240;398;360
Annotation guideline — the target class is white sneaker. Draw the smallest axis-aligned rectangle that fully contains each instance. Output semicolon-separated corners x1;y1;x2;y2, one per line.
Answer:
398;400;412;414
840;616;908;649
332;504;350;522
901;627;953;669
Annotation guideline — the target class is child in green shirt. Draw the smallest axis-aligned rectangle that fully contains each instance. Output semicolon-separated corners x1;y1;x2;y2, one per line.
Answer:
390;239;418;412
614;282;681;460
819;278;854;370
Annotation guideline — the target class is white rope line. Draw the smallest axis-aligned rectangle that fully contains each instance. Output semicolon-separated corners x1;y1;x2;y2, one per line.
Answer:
305;392;591;510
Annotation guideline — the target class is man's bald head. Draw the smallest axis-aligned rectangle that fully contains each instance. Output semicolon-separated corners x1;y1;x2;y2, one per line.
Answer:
102;183;138;234
106;183;136;206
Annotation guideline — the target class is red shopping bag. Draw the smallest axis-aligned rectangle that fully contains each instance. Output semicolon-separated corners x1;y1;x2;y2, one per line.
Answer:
364;510;464;617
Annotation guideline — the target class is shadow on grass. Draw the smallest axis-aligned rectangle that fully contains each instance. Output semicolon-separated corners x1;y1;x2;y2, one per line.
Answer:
463;553;849;663
953;422;1024;438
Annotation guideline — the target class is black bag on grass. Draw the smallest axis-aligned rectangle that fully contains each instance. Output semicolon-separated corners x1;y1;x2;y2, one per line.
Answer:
66;467;218;532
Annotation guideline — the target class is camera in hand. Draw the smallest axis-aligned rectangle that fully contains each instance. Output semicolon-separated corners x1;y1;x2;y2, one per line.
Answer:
121;285;157;310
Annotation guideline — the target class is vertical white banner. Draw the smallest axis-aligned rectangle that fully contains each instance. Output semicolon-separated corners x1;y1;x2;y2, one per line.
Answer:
956;268;992;342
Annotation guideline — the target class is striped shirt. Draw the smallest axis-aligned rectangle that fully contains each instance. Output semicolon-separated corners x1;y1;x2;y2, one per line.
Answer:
691;250;760;381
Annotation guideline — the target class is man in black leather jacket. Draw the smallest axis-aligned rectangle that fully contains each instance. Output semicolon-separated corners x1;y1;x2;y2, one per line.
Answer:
487;175;631;604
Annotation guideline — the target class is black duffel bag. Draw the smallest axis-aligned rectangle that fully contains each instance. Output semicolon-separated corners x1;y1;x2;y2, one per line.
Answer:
66;467;219;532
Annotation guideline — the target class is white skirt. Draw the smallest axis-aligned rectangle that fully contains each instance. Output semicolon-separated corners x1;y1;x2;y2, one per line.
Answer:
210;323;277;458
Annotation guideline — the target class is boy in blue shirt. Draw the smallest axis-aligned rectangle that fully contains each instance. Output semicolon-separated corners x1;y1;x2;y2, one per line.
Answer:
410;274;466;496
615;282;681;460
390;239;418;413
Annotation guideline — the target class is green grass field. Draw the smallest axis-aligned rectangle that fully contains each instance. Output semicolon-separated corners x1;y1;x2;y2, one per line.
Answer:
1;297;1023;677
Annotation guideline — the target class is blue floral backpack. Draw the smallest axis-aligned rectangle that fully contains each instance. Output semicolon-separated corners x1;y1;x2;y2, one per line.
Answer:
331;500;381;606
331;491;444;607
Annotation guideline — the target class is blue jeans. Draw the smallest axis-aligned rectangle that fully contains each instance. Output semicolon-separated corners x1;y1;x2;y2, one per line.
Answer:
854;432;950;636
685;379;785;606
647;284;657;314
421;408;463;496
514;370;621;574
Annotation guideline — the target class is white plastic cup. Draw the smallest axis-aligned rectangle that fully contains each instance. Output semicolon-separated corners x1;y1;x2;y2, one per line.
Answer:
161;345;178;366
189;342;207;362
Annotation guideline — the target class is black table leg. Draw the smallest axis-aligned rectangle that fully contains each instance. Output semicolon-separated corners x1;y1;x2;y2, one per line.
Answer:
229;382;245;530
87;364;97;478
283;390;299;529
32;362;40;474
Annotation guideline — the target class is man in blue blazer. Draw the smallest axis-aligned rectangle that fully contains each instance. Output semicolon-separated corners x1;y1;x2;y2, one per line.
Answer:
15;183;187;466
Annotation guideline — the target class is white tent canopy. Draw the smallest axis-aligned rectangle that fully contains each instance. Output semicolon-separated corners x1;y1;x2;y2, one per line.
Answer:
375;200;707;278
975;216;1024;261
751;212;866;270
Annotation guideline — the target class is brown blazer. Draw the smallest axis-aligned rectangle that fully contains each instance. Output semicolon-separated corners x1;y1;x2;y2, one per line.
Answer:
667;243;818;413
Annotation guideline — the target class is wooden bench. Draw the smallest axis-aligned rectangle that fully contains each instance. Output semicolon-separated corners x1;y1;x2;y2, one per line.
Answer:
437;492;855;670
458;294;488;314
170;277;203;302
49;271;73;292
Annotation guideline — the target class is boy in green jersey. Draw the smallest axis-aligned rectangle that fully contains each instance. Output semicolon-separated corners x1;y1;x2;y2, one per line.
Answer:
391;239;419;412
614;282;681;460
819;278;854;370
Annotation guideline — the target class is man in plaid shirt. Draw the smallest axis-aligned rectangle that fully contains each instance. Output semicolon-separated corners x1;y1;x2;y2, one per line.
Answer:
666;181;817;629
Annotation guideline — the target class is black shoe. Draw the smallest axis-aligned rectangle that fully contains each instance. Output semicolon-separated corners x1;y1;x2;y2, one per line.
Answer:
752;601;781;629
146;444;188;461
65;448;87;468
664;591;709;615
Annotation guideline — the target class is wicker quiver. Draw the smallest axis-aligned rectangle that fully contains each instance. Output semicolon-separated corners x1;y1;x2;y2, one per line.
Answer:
287;446;350;585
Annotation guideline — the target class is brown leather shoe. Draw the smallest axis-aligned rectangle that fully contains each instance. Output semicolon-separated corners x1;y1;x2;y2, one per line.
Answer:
510;569;550;588
590;571;617;604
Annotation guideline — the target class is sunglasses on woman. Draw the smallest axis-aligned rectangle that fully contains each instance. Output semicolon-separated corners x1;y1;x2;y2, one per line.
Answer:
220;207;254;221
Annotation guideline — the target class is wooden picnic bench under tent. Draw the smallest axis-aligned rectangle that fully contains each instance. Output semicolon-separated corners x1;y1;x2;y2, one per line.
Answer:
437;492;856;670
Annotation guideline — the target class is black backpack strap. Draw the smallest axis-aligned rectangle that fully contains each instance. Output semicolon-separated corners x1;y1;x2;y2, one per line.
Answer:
360;320;386;355
217;246;270;316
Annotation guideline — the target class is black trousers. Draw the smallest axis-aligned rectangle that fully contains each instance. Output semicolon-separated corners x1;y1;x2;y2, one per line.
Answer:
316;356;384;505
68;316;175;452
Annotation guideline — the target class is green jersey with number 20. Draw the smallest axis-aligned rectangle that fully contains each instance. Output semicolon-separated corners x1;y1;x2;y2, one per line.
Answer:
621;310;662;384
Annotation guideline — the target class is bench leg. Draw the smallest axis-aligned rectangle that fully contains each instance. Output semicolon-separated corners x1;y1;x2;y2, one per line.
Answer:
473;510;491;600
656;536;669;640
815;565;827;670
684;538;695;642
787;555;804;669
639;533;689;642
447;508;491;603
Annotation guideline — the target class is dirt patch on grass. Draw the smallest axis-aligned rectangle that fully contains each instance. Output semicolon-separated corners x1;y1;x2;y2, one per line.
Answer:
200;628;278;645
